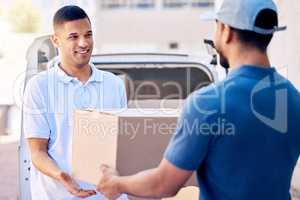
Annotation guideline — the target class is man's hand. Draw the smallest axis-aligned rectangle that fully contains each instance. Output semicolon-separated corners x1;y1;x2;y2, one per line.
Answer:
96;164;121;200
28;138;96;198
58;172;97;198
97;159;193;199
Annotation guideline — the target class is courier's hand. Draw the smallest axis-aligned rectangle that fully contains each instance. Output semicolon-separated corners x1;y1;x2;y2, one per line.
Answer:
96;164;121;200
58;172;97;198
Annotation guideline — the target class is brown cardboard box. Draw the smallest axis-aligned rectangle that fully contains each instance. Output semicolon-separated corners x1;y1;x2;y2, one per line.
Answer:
72;108;197;199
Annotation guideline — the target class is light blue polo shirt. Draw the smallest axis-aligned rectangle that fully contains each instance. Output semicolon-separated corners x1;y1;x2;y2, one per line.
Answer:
164;65;300;200
23;62;128;200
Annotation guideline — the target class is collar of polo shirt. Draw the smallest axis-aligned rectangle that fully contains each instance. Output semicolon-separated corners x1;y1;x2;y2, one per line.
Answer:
55;62;103;84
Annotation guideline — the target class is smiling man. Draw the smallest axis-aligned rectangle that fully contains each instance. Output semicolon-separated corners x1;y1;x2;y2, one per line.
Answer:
23;5;127;200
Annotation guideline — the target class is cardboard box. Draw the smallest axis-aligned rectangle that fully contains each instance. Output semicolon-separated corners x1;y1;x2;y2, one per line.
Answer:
72;109;197;189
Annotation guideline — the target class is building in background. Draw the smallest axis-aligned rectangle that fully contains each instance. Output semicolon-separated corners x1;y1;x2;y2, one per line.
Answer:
1;0;295;90
32;0;214;55
2;0;298;95
269;0;300;90
90;0;214;55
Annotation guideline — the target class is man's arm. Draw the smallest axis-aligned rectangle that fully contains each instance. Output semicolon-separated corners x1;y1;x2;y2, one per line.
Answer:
97;159;193;199
28;138;96;198
28;138;62;179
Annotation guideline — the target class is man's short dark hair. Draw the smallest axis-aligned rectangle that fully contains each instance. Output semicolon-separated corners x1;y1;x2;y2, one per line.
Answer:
53;5;90;29
232;9;278;52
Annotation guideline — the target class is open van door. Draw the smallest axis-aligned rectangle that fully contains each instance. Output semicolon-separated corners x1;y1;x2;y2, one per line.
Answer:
19;35;57;200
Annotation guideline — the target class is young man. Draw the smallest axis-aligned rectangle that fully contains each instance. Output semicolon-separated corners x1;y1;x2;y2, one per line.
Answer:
23;5;127;200
96;0;300;199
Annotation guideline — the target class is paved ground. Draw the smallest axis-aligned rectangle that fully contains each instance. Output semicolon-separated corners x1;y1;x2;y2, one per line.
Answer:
0;141;19;200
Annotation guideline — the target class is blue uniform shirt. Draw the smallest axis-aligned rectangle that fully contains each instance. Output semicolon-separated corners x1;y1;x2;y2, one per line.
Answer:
164;65;300;200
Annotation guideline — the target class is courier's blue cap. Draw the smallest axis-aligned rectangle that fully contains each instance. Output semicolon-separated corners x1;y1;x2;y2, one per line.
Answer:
201;0;287;35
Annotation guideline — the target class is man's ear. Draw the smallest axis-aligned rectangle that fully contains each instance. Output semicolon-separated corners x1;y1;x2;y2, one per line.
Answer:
223;24;233;44
50;34;60;49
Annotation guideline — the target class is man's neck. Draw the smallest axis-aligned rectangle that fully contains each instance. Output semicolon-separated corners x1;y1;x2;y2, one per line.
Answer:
229;47;271;71
59;62;91;83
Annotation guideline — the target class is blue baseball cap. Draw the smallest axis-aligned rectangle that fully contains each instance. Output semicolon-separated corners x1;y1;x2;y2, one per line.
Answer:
201;0;287;35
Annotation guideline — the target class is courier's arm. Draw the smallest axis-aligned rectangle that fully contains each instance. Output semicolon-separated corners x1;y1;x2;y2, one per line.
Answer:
97;158;193;199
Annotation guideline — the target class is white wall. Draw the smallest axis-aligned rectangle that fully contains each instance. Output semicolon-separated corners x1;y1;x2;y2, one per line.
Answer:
91;8;214;55
269;0;300;90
